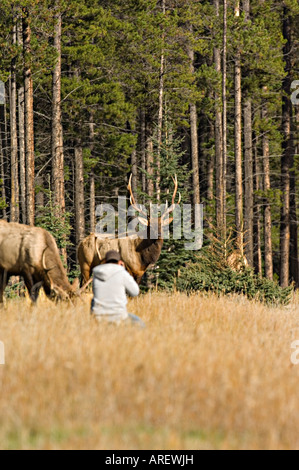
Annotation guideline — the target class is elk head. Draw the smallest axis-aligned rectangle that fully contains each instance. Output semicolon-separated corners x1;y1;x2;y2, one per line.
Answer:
128;174;181;239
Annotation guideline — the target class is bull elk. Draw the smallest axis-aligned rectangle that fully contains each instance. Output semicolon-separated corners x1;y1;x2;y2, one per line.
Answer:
78;175;181;285
0;220;80;303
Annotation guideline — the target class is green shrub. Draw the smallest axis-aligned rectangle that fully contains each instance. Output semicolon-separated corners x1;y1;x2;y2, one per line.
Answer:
176;249;293;306
5;280;27;300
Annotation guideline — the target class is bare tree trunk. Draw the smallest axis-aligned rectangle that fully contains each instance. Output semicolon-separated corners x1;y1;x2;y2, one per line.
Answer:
0;125;7;220
244;100;254;266
243;0;250;18
89;118;96;233
156;0;166;201
243;0;253;266
52;4;67;262
291;105;299;287
75;147;85;245
262;100;273;280
290;137;298;287
190;103;200;206
10;21;19;223
17;22;26;225
131;149;138;194
295;106;299;162
234;1;243;253
147;133;154;199
207;124;214;203
140;109;146;197
214;0;223;230
90;170;95;233
36;174;45;214
253;128;262;276
188;31;200;207
198;118;207;187
222;0;227;233
0;83;7;220
52;5;65;215
18;87;26;224
280;10;293;288
23;8;35;226
156;99;163;201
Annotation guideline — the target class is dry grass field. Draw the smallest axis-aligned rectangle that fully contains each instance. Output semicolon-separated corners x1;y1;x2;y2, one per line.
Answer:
0;292;299;450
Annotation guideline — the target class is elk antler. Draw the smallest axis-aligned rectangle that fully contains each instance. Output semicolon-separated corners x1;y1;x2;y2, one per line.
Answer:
128;174;147;216
78;278;93;295
42;249;56;273
171;175;181;206
162;175;181;219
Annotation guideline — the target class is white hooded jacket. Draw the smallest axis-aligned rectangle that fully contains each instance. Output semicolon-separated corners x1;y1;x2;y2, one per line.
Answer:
91;264;140;320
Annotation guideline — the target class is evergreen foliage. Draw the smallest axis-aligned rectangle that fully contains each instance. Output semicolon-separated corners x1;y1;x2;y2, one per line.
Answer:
176;247;294;306
0;0;298;293
35;184;72;254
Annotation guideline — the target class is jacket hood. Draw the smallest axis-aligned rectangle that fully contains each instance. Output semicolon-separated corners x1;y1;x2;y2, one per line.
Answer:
93;264;124;282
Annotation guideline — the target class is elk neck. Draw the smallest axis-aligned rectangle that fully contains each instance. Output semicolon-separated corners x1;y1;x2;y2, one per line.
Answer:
136;236;164;268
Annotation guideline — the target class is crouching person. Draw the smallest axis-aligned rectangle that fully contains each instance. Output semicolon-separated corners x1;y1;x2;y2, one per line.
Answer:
91;250;145;327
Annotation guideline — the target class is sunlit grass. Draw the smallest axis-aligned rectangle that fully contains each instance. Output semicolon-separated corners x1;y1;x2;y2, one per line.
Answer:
0;292;299;450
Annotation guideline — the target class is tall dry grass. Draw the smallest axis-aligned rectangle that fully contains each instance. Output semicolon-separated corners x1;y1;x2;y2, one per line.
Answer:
0;292;299;450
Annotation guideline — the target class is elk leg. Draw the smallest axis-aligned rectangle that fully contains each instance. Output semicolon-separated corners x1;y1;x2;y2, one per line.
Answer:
136;275;144;285
23;273;36;303
30;282;44;303
0;270;8;304
80;264;91;287
43;283;52;299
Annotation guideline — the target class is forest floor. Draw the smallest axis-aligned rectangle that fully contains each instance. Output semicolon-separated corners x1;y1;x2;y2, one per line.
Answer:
0;292;299;450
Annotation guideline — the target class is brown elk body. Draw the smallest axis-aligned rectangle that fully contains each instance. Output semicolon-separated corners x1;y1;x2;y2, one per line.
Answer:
78;176;181;285
78;232;164;285
0;220;78;302
227;251;249;271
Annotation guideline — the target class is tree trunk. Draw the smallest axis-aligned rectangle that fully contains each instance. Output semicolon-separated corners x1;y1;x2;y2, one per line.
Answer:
291;105;299;287
243;0;253;266
243;0;250;17
18;87;26;224
140;109;146;197
90;170;95;233
262;100;273;280
188;31;200;207
52;5;65;216
290;139;298;287
52;4;67;262
17;22;26;225
280;10;293;288
214;0;223;230
234;1;243;253
190;100;200;206
222;0;227;233
131;149;138;194
75;147;85;245
89;118;96;233
253;127;262;276
0;82;7;220
155;0;166;201
10;21;19;223
23;8;35;226
36;174;45;214
244;99;254;266
207;123;214;203
0;122;7;220
146;123;154;198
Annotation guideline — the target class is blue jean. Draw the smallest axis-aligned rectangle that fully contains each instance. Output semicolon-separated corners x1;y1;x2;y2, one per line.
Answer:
127;313;146;328
92;311;145;328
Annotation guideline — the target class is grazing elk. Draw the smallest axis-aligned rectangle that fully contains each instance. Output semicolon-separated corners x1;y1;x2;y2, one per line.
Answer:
0;220;79;303
78;175;181;285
